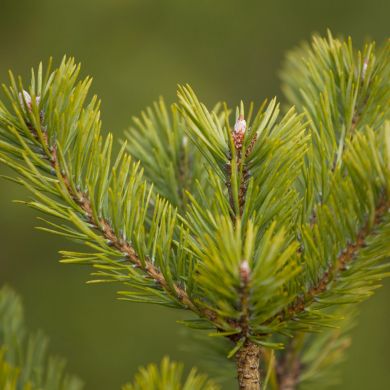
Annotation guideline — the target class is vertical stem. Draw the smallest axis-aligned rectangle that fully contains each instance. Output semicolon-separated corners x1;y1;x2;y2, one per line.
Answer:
276;336;303;390
236;341;261;390
278;358;300;390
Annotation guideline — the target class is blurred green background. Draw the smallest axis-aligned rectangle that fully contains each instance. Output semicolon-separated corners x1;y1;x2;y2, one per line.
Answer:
0;0;389;388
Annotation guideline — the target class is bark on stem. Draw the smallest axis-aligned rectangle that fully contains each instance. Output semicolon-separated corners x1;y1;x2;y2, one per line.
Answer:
236;341;261;390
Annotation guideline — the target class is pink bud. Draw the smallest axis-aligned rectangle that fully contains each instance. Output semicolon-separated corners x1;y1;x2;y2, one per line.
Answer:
19;90;40;111
240;260;250;282
234;115;246;134
241;260;250;272
362;59;368;80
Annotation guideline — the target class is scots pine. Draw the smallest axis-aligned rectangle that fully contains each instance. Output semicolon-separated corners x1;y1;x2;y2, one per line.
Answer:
0;31;389;389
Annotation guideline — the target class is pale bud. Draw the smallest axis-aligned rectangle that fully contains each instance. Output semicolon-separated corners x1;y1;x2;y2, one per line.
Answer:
19;90;40;111
234;115;246;135
239;260;250;283
362;59;368;80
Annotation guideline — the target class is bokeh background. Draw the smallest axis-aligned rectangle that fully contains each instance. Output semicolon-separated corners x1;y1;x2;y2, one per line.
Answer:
0;0;389;389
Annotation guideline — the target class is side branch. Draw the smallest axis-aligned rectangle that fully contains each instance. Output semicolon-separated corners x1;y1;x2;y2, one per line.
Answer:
50;146;198;312
273;196;389;324
27;113;221;323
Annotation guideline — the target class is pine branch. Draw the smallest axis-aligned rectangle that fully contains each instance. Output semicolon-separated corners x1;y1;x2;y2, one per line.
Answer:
268;33;390;336
0;59;223;324
266;31;390;390
44;131;199;313
0;31;389;390
272;195;389;326
178;87;308;389
282;31;390;219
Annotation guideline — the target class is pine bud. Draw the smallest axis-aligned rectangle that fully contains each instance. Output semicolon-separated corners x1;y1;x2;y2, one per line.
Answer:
239;260;250;283
234;115;246;135
362;59;368;80
19;90;40;112
233;115;246;150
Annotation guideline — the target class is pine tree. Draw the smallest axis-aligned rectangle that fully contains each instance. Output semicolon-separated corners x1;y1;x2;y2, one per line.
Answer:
0;31;389;389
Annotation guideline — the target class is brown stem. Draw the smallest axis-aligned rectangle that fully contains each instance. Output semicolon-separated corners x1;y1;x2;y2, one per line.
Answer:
276;338;302;390
236;341;261;390
279;365;300;390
